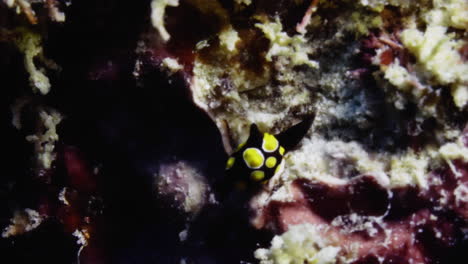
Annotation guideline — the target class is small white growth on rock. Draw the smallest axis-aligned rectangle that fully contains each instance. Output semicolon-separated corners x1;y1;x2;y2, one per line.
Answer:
401;25;466;84
73;229;89;259
4;0;37;23
439;139;468;178
151;0;179;42
58;187;70;206
331;214;383;237
384;60;413;91
390;151;429;189
47;0;66;22
424;0;468;30
439;141;468;162
234;0;251;6
372;0;468;111
14;29;51;94
256;17;319;68
451;85;468;109
161;57;183;74
219;26;240;52
4;0;66;22
2;209;43;238
359;0;412;11
401;24;468;109
73;229;88;247
26;108;63;170
255;224;340;264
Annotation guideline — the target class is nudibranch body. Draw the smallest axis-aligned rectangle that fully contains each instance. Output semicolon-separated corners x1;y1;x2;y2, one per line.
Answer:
225;124;286;188
225;116;315;190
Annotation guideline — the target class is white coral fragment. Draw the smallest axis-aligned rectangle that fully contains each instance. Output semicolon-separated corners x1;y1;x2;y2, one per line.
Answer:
359;0;412;11
425;0;468;29
372;0;468;110
439;142;468;162
2;209;43;238
161;57;183;74
400;24;468;109
255;224;340;264
452;84;468;109
26;108;63;170
401;26;465;85
384;60;413;91
73;229;89;259
219;26;240;52
256;17;319;68
4;0;66;23
151;0;179;42
15;29;51;94
439;139;468;177
234;0;251;6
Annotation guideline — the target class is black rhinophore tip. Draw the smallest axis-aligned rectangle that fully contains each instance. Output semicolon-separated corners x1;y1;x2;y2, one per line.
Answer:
276;114;315;151
248;123;262;142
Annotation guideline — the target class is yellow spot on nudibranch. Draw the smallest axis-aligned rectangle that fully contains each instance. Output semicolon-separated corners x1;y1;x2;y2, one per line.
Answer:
266;156;277;168
226;157;235;169
243;148;264;169
250;170;265;181
235;141;246;152
279;146;285;155
262;133;279;152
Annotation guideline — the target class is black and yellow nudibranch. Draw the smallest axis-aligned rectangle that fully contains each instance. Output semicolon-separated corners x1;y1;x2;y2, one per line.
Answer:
225;115;315;190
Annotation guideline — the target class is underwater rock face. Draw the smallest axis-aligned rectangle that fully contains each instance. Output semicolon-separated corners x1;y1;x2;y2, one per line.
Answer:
0;0;467;263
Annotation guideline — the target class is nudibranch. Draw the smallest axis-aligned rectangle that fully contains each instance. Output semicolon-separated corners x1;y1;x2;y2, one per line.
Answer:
225;116;315;190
